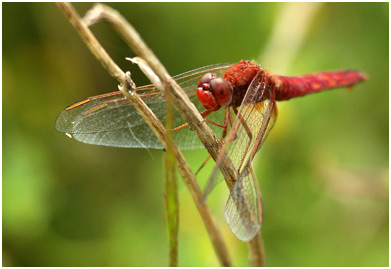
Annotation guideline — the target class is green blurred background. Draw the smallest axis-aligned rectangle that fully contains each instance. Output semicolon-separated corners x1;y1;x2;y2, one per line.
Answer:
3;2;388;266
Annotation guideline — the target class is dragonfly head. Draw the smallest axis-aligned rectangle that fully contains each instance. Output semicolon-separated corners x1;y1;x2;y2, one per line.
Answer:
196;73;234;111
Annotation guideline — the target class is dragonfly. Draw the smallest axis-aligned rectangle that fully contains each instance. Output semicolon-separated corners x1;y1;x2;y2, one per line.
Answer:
56;60;367;241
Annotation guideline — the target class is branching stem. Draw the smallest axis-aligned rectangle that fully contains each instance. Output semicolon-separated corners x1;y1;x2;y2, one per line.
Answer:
56;2;232;266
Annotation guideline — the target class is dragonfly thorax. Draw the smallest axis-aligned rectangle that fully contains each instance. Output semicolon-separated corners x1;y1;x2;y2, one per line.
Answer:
224;60;264;107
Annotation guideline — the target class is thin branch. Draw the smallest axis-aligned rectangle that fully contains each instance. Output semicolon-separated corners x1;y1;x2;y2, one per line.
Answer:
84;3;268;266
56;2;232;266
83;3;238;188
248;233;266;266
83;4;267;266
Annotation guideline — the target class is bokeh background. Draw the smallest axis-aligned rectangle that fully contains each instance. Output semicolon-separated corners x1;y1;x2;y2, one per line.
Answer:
3;2;388;266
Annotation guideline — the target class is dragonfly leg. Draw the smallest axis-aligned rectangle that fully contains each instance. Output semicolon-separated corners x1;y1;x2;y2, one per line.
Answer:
196;136;232;175
221;107;239;144
199;109;227;128
172;122;189;131
172;109;216;131
195;155;212;175
221;106;234;140
196;107;233;174
204;106;232;147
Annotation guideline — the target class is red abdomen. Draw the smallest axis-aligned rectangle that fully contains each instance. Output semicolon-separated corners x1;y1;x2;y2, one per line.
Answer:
274;70;368;101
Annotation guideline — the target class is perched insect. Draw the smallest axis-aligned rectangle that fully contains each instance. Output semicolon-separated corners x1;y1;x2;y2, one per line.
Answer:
56;60;367;241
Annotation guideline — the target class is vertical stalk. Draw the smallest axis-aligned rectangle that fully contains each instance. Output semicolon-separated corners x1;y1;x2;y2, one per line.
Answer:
164;78;179;266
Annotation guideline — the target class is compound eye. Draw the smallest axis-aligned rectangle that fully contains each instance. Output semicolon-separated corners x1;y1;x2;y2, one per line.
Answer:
198;73;215;88
210;78;233;106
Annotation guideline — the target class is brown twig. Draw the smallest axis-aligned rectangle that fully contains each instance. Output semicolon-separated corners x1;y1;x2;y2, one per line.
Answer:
83;3;238;187
85;5;265;266
56;2;232;266
248;233;266;266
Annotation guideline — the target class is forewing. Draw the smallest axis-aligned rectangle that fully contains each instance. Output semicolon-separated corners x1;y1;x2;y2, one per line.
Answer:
203;71;276;241
203;71;276;197
55;63;233;149
227;76;276;175
224;164;263;241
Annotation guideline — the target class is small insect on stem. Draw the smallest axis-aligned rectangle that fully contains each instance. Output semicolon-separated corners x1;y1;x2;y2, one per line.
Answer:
56;60;367;243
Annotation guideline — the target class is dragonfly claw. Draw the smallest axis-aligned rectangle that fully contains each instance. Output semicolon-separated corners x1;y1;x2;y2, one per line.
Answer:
204;140;221;148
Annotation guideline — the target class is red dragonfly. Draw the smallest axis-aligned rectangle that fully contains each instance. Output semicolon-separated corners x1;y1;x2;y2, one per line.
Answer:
56;60;367;241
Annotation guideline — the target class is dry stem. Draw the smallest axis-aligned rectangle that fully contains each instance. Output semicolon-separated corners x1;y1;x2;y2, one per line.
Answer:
56;2;232;266
83;3;238;187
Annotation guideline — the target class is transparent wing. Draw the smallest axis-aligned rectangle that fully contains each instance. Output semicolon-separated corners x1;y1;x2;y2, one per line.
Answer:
55;63;233;149
203;71;277;241
224;164;263;241
203;71;277;196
